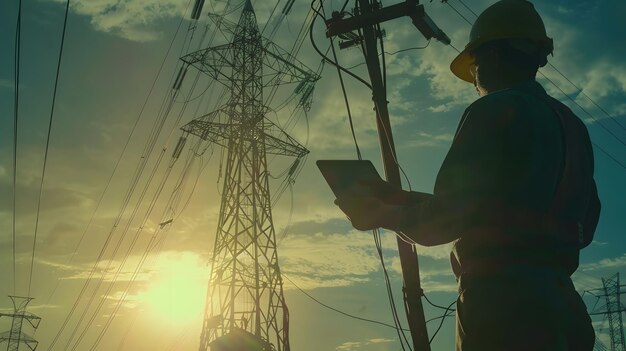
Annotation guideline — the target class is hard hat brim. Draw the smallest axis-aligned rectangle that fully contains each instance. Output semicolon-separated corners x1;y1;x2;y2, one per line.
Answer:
450;48;475;83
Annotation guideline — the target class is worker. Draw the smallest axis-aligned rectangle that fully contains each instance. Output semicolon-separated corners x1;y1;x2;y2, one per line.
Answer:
333;0;600;350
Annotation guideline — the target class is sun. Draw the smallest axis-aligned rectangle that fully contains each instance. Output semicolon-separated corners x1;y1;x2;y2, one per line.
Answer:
138;251;209;326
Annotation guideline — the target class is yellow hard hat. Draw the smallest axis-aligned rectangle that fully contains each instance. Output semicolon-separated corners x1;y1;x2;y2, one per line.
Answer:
450;0;554;83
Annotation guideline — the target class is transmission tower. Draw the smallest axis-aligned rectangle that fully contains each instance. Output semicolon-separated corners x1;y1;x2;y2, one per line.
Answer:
180;1;318;350
602;273;626;351
587;273;626;351
0;296;41;351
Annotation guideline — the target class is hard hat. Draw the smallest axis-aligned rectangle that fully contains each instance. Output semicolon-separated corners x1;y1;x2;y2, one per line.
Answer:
450;0;554;83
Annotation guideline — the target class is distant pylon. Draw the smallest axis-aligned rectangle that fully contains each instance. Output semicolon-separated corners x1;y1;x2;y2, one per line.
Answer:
179;0;319;350
602;273;626;351
0;296;41;351
588;273;626;351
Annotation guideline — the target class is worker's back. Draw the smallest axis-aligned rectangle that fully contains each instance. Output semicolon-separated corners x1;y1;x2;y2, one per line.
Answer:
442;79;600;277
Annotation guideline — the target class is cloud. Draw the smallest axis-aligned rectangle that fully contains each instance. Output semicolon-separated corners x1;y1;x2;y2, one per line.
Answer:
335;338;394;351
50;0;189;42
404;131;454;148
279;224;454;290
580;253;626;271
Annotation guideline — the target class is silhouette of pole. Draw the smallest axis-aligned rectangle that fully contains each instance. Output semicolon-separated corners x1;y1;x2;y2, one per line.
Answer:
324;0;450;349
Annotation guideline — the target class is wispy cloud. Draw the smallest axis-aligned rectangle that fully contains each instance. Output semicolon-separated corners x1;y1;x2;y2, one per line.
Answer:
336;338;394;351
580;253;626;271
50;0;188;42
280;225;454;290
404;131;454;148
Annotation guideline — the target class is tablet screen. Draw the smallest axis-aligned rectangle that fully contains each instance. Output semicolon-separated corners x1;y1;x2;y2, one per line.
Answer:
316;160;383;198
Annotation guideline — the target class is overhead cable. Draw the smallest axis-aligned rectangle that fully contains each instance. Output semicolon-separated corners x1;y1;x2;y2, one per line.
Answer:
69;71;203;351
538;71;626;148
309;2;372;89
282;273;411;332
47;2;196;348
454;0;478;18
373;228;411;351
546;62;626;132
13;0;23;296
311;0;363;159
28;0;71;297
428;298;456;344
44;0;193;310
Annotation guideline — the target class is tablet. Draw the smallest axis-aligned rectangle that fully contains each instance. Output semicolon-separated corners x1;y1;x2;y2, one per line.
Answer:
316;160;384;198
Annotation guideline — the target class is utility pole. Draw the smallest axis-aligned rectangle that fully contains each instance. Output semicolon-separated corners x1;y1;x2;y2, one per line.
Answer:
325;0;450;349
588;273;626;351
179;1;319;350
0;296;41;351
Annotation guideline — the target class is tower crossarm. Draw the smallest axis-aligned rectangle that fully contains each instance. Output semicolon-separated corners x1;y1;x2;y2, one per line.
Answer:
182;119;231;149
207;13;239;38
261;41;321;87
181;44;234;86
182;118;308;158
263;120;309;157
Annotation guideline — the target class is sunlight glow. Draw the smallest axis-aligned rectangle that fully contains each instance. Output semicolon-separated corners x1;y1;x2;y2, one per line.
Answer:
138;251;210;326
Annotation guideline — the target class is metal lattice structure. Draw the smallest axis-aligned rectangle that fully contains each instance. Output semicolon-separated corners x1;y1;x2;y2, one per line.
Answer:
0;296;41;351
602;273;626;351
180;1;319;350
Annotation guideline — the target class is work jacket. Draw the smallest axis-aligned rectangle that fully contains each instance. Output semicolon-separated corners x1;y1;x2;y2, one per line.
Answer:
399;80;600;277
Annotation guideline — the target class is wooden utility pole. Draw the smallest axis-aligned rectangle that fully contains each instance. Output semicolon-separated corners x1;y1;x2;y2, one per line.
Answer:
325;1;450;349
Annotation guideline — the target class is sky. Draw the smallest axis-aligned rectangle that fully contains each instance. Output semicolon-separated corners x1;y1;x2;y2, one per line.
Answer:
1;0;625;350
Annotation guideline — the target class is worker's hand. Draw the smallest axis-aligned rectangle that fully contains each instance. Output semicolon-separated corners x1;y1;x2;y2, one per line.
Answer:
334;194;401;231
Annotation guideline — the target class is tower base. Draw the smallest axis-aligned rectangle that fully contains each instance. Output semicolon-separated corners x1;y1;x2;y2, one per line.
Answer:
209;328;273;351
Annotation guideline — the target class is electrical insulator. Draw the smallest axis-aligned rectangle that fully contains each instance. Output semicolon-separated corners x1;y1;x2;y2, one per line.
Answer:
173;66;188;90
288;158;301;177
281;0;295;15
172;136;187;159
191;0;206;20
300;85;314;104
294;80;306;94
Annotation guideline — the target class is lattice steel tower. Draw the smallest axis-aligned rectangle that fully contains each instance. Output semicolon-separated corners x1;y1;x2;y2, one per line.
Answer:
180;1;318;350
0;296;41;351
602;273;626;351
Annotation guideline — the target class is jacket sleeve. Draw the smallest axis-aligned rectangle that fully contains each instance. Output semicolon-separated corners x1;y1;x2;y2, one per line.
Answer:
392;98;521;246
581;180;601;248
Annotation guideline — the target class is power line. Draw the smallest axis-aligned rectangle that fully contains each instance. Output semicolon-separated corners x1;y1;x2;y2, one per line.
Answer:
591;142;626;171
308;1;372;90
423;294;456;312
428;298;456;344
454;0;478;18
28;0;71;297
46;2;195;347
13;0;23;297
546;62;626;132
312;0;363;159
538;71;626;148
373;228;411;351
346;40;432;70
66;2;235;346
282;273;411;332
444;1;473;26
